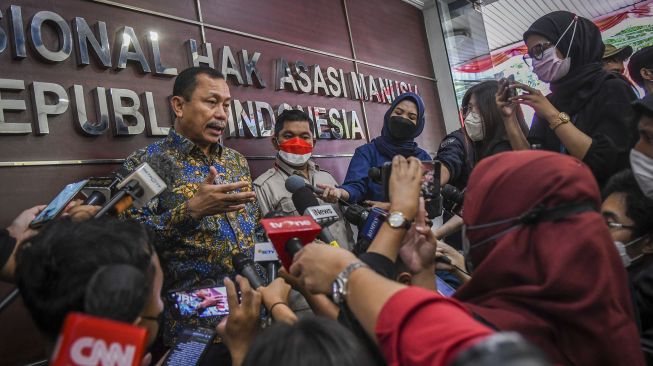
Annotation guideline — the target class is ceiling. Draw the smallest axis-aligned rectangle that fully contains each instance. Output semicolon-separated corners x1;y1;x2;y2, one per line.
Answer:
404;0;649;65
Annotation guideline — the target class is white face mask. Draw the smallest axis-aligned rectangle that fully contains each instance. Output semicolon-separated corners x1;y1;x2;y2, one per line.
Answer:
531;18;577;83
630;149;653;199
464;112;484;142
614;236;647;268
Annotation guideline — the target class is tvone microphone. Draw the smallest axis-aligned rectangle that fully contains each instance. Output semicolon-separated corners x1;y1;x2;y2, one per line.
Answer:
50;312;147;366
95;163;166;218
291;187;340;247
254;242;280;284
260;216;322;270
232;253;266;289
82;167;131;206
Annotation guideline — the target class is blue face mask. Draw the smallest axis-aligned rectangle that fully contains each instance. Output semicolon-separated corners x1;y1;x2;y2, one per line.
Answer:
462;202;597;273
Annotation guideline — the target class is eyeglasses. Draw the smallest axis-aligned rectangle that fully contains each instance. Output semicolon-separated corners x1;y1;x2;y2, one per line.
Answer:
606;222;637;231
523;42;553;67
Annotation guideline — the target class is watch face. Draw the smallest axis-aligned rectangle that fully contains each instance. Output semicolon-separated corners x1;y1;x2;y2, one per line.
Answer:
388;213;404;228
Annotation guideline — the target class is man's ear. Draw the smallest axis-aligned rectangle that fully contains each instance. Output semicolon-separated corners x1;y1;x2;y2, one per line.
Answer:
271;135;279;150
170;96;185;119
397;272;412;286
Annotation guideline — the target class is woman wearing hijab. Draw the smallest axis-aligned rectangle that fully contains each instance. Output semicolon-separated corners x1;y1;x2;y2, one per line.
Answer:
456;150;644;365
503;11;639;187
320;92;431;204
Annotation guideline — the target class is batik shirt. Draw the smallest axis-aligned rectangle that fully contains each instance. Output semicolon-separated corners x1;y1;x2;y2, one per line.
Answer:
122;128;261;345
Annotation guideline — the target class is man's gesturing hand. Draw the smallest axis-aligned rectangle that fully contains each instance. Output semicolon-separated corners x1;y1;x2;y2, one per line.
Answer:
188;166;257;219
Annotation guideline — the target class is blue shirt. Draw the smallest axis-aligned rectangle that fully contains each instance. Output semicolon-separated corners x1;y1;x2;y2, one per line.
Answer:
340;142;431;203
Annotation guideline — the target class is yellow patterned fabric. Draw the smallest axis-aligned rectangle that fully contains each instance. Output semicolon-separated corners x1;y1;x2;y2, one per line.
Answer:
123;128;261;344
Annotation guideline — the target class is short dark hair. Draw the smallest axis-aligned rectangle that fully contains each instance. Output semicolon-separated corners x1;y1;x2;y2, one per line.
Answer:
628;46;653;87
603;169;653;238
173;67;225;101
242;317;375;366
274;109;312;137
16;218;155;339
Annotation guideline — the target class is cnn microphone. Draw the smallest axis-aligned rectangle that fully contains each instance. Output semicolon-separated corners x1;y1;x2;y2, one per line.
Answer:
232;253;266;289
285;175;350;206
82;167;131;206
291;187;341;247
260;216;322;269
50;312;147;366
95;163;167;218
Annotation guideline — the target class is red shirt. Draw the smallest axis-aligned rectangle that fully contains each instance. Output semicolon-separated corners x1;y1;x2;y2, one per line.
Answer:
376;287;493;366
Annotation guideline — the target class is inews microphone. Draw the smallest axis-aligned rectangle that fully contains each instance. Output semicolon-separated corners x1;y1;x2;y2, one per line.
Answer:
291;187;340;247
232;253;266;289
50;312;147;366
285;175;349;206
254;242;280;284
82;167;131;206
261;216;322;269
95;163;166;218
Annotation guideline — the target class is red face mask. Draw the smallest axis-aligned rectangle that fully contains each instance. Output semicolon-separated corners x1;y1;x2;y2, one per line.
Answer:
278;137;313;166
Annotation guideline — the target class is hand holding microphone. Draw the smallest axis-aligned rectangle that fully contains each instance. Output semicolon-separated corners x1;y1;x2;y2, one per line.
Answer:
187;166;256;219
289;243;358;295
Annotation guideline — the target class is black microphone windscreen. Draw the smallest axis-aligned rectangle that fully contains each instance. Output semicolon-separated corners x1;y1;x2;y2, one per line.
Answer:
264;210;287;219
368;167;382;183
285;175;307;194
232;253;264;289
141;154;176;189
291;187;320;215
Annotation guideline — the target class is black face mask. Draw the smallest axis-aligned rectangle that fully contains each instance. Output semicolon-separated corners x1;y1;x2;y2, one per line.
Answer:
388;116;417;140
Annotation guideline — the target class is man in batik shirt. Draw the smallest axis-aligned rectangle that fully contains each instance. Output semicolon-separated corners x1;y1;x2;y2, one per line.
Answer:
123;66;259;345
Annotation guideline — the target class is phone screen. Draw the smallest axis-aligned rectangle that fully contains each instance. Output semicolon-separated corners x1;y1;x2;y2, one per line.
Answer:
169;286;229;318
161;327;216;366
436;276;456;297
29;180;88;228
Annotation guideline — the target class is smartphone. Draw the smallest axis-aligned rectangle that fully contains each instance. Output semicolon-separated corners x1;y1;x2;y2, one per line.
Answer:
381;160;442;218
506;74;518;98
168;285;230;319
29;180;89;228
436;275;456;297
161;327;216;366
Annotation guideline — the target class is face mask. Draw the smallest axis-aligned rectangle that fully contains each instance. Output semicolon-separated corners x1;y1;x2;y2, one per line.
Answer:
388;116;418;140
614;236;647;268
631;149;653;199
462;202;596;273
277;137;313;167
532;18;577;83
464;112;484;141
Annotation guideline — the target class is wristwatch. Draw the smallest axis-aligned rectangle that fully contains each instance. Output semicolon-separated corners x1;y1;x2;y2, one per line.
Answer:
332;261;369;305
549;112;571;131
387;211;412;230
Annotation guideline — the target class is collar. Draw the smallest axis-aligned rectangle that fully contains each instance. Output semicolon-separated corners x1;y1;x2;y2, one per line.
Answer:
275;156;319;178
166;128;223;158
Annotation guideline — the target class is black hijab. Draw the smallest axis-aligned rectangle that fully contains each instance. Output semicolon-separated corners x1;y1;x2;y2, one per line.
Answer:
523;11;614;115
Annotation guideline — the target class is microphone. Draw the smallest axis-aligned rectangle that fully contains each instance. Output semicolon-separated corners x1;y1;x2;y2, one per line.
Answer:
254;242;280;284
95;163;166;218
368;167;382;184
285;175;349;206
344;205;387;254
82;167;131;206
291;187;340;247
50;312;147;366
442;184;464;215
260;216;322;269
232;253;266;289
